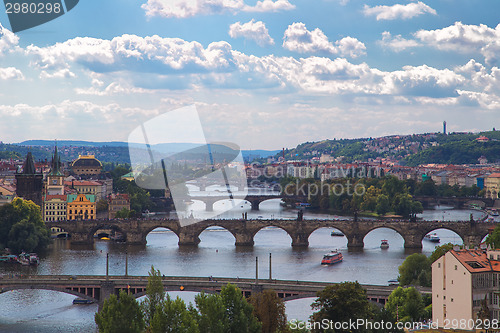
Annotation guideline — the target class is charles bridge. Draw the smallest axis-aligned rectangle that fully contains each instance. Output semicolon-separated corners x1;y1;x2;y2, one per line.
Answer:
46;217;497;249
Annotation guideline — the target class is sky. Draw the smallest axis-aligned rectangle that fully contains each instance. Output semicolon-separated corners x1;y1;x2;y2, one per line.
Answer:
0;0;499;149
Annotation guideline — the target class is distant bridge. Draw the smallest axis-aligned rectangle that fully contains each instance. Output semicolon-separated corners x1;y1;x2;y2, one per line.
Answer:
189;194;282;211
45;218;497;249
0;275;429;308
412;196;495;209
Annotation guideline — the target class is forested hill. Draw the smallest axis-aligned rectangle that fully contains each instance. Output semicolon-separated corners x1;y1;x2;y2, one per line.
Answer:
278;130;500;165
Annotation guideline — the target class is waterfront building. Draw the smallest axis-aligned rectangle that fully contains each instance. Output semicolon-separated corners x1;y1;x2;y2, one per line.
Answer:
71;155;102;175
432;248;500;326
43;194;67;222
64;180;104;199
485;173;500;199
15;152;43;206
67;193;96;220
108;193;130;218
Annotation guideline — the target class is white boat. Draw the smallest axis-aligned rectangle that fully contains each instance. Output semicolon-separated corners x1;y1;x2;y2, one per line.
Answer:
424;233;440;242
380;240;389;249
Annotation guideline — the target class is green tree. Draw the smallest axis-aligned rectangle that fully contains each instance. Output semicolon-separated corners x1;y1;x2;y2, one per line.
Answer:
486;224;500;248
249;289;289;333
311;282;373;333
429;243;455;263
375;194;390;215
220;283;261;333
195;292;228;333
7;219;51;254
385;287;425;322
398;253;431;287
97;199;109;213
150;295;199;333
95;290;145;333
0;198;50;253
361;186;381;212
141;266;165;328
115;208;131;218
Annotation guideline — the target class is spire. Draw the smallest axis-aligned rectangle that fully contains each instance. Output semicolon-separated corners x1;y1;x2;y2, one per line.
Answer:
48;141;63;176
22;151;36;175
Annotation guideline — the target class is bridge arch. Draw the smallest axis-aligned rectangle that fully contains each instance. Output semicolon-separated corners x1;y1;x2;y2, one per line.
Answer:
0;286;98;303
418;227;465;245
307;227;348;248
89;223;128;242
363;226;407;249
252;225;295;247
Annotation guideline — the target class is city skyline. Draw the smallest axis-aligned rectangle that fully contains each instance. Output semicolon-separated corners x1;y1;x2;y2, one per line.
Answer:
0;1;499;149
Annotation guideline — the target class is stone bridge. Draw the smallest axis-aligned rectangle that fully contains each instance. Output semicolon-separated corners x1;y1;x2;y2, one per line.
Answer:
190;194;282;211
413;196;495;209
0;275;429;308
45;218;497;249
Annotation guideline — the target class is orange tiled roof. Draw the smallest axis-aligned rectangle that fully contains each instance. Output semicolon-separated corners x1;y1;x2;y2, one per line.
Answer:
451;249;500;273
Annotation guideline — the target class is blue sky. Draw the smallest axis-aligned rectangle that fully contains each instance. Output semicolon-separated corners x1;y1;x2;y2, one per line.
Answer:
0;0;499;149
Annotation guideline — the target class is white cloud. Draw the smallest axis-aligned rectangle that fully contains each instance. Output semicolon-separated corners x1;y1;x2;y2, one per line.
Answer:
415;22;500;64
141;0;294;18
40;68;76;79
363;2;436;21
0;23;19;55
244;0;294;12
0;67;24;80
26;34;236;74
283;22;366;58
379;31;420;52
229;20;274;46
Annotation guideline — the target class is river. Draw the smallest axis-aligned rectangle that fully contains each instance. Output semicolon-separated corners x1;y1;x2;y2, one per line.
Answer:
0;198;491;332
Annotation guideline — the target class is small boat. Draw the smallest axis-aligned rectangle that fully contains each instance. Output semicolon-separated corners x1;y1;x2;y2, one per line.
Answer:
424;233;440;242
295;202;311;209
491;210;499;217
0;255;19;264
321;251;343;265
388;279;399;286
331;230;344;236
380;240;389;249
100;237;111;241
73;298;94;305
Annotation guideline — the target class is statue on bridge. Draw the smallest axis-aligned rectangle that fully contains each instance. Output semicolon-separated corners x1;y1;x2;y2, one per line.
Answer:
297;209;303;221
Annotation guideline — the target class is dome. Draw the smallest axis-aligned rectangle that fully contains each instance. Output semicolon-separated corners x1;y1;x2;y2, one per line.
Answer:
72;155;102;168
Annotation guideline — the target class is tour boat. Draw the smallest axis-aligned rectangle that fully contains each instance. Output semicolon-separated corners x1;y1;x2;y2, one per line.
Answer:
295;202;311;209
73;298;94;305
491;209;499;217
388;279;399;286
424;233;440;242
330;230;344;236
380;240;389;249
321;251;343;265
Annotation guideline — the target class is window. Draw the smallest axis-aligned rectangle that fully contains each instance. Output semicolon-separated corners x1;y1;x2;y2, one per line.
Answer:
455;265;457;270
438;263;441;268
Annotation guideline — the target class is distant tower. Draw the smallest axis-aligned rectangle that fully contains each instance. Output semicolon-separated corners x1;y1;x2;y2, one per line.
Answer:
15;151;43;206
443;121;447;135
46;144;64;195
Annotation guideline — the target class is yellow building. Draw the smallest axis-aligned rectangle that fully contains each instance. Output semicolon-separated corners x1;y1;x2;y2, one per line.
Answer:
43;194;67;222
67;193;96;220
71;155;102;175
485;173;500;199
108;193;130;218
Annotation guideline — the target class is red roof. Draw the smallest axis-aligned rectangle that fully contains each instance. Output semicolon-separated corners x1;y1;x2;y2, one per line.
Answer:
45;195;66;201
64;180;102;186
451;249;500;273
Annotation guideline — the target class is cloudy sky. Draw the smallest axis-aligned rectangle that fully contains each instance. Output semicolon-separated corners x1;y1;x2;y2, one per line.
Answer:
0;0;499;149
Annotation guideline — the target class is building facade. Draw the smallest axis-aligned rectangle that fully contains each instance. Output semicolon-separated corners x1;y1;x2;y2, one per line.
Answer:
432;248;500;326
108;193;130;218
43;194;67;222
485;173;500;199
67;193;96;220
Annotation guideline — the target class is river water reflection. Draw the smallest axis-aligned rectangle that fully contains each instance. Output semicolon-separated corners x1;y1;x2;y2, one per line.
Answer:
0;199;490;332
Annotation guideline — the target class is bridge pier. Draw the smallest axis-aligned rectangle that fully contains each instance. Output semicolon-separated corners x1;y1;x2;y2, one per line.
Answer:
235;233;254;246
70;232;92;245
126;232;146;245
463;235;483;249
250;200;260;211
98;281;116;311
346;234;364;249
291;233;309;247
178;232;201;246
205;201;214;212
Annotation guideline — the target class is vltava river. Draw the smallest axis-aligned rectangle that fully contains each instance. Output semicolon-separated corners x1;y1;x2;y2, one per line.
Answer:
0;199;488;332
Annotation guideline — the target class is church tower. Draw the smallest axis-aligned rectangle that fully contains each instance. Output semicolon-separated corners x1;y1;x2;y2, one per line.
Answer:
46;145;64;195
15;151;43;206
